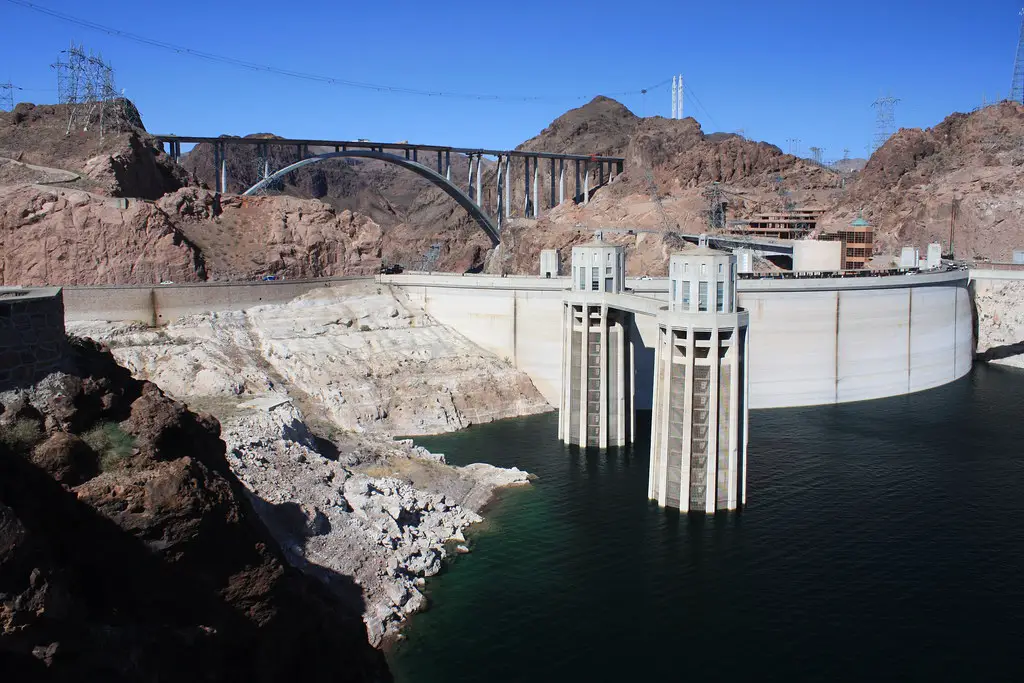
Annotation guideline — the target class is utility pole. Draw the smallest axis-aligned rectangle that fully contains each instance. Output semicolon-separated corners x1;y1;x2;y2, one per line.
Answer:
1012;9;1024;103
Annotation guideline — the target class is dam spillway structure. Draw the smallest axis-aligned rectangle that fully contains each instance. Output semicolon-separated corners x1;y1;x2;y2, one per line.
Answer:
559;238;634;448
648;240;750;513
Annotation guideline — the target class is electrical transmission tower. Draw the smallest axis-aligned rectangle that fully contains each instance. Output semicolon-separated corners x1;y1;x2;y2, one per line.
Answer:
786;138;801;156
51;41;129;137
701;182;726;231
809;146;824;164
0;82;13;112
872;95;900;152
1012;8;1024;103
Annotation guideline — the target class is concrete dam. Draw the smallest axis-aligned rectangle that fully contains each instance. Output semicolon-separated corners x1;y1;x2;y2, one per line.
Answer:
383;266;973;411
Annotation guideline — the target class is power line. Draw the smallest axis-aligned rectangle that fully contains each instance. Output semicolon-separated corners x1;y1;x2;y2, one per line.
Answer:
681;81;719;131
6;0;671;104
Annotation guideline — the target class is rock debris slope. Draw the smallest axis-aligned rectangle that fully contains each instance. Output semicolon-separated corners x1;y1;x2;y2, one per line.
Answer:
221;401;530;644
69;282;550;643
0;337;389;681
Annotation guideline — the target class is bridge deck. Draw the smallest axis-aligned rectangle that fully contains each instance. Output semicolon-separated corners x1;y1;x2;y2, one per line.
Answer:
153;135;625;163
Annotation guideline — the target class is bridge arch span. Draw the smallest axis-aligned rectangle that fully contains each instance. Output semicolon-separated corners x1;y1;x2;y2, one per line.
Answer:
242;150;500;246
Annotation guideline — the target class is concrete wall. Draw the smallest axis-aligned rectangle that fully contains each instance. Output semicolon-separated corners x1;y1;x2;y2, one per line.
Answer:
385;271;973;410
63;277;370;324
397;277;566;405
0;288;66;391
61;270;974;411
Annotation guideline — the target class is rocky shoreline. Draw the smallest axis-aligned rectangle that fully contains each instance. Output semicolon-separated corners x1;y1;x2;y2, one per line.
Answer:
66;282;549;645
219;400;532;645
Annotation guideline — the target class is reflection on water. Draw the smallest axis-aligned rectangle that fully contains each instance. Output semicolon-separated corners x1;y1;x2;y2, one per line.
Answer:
390;365;1024;682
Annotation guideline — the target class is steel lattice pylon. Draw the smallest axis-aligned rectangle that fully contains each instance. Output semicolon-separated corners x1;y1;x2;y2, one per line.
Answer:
871;96;900;152
1012;8;1024;103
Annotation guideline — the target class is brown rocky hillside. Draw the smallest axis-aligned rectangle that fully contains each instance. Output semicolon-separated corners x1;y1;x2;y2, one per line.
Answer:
820;101;1024;261
0;101;189;199
0;337;388;681
3;95;1023;283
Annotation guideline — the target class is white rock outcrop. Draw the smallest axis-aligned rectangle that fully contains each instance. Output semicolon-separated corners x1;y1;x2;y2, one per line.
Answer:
973;278;1024;368
70;282;550;435
221;400;528;645
69;282;546;645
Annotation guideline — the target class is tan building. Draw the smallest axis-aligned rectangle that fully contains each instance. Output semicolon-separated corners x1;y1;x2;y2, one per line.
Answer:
727;207;826;239
819;216;874;269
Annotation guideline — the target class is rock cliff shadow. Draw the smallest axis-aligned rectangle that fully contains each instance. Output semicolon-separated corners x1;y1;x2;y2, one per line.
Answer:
245;495;370;617
0;448;387;682
976;340;1024;362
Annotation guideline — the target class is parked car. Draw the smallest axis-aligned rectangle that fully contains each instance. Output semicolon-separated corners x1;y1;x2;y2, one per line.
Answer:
262;275;277;281
379;263;403;275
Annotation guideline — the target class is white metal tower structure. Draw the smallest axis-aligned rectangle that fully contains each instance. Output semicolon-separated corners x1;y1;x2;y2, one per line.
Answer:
672;75;677;118
670;74;684;119
677;74;684;118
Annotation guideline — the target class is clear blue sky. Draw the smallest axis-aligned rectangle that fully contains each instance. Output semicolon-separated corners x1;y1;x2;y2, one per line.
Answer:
2;0;1021;160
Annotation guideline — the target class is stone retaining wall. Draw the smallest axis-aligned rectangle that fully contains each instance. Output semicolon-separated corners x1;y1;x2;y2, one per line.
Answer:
0;287;66;391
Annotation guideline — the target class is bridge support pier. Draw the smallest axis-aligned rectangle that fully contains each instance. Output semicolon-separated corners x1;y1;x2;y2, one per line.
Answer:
467;155;475;201
559;240;633;449
523;156;530;216
558;159;565;204
445;151;451;181
213;142;227;194
496;155;504;230
532;158;540;218
550;158;556;209
503;156;511;220
475;154;482;209
574;160;581;204
584;163;590;204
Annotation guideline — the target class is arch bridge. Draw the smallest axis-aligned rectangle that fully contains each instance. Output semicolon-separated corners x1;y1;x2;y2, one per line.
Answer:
156;135;625;245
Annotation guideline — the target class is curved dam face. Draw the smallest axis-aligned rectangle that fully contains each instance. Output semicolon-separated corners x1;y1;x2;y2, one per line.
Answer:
737;270;973;408
385;269;973;410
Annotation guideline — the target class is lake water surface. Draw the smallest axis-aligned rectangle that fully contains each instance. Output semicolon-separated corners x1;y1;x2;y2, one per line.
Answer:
390;365;1024;682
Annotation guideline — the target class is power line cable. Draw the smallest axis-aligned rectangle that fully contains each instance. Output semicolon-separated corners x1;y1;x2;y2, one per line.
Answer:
6;0;672;103
682;81;719;131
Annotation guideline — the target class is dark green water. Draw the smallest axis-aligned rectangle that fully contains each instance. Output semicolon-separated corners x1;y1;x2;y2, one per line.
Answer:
389;365;1024;682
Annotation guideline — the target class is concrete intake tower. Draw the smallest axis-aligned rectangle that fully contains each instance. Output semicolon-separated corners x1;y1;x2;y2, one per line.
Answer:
648;242;749;512
559;239;634;448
